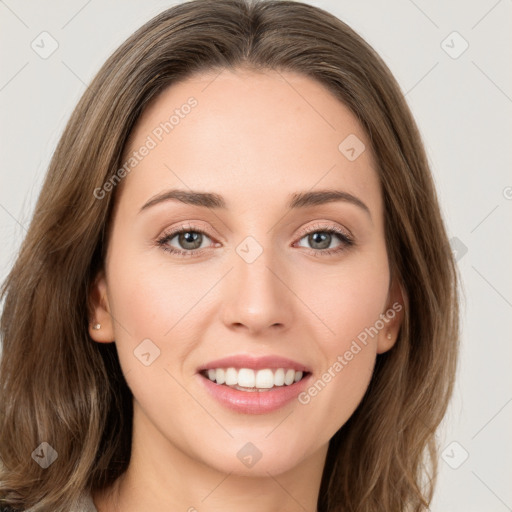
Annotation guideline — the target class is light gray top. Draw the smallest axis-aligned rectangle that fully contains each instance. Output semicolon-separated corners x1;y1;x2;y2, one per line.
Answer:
21;491;98;512
76;492;98;512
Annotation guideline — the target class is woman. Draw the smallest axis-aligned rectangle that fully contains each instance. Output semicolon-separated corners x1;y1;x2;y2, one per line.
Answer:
0;0;459;510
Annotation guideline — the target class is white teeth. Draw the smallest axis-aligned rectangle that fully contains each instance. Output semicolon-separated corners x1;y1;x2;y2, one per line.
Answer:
255;369;274;389
284;369;295;385
216;368;225;385
225;367;238;386
274;368;285;386
238;368;255;388
204;367;306;390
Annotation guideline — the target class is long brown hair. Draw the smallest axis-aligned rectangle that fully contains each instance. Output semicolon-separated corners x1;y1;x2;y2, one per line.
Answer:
0;1;459;510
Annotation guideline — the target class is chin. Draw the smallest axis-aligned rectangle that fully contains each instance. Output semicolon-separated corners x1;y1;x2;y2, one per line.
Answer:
195;437;314;478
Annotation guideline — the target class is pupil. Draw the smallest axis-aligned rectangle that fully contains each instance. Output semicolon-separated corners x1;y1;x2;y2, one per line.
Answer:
311;232;330;249
180;231;201;249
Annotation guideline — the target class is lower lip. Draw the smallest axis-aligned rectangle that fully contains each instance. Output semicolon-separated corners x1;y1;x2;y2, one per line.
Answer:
198;373;311;414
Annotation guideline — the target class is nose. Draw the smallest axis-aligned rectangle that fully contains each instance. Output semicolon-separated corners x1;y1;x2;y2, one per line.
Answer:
220;243;294;335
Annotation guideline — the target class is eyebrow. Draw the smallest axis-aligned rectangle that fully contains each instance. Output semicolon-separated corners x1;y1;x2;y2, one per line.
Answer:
139;188;371;218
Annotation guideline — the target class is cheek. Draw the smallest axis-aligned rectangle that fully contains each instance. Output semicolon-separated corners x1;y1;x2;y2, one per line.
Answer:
296;346;376;453
107;248;208;337
330;274;389;342
105;253;212;429
295;249;389;432
309;246;390;345
105;242;220;383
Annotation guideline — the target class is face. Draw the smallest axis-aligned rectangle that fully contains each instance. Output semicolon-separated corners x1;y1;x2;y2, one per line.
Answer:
89;67;403;478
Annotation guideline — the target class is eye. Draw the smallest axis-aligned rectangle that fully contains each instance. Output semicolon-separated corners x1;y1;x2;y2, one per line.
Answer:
156;224;216;257
156;222;354;258
294;223;354;256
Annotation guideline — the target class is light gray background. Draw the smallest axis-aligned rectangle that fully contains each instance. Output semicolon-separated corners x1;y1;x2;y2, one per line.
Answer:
1;1;511;510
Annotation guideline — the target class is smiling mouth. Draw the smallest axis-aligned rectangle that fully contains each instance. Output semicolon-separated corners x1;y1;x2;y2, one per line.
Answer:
199;367;310;392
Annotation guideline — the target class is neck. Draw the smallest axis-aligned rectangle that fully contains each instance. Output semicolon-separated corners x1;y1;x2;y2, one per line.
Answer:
93;401;327;512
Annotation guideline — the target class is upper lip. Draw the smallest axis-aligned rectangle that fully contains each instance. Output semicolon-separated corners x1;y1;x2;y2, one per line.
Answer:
197;354;311;373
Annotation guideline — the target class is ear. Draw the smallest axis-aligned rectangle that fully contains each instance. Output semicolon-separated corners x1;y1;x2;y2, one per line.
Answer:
376;275;406;354
88;270;115;343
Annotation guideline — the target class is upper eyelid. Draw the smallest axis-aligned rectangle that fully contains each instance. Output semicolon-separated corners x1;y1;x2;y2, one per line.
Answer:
295;222;352;239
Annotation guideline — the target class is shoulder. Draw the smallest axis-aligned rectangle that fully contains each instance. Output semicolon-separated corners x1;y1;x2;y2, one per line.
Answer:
0;491;97;512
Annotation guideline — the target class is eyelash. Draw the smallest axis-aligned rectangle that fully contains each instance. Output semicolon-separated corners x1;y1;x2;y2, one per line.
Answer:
156;222;355;258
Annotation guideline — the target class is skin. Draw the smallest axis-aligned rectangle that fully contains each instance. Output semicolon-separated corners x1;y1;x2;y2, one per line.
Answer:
89;67;404;512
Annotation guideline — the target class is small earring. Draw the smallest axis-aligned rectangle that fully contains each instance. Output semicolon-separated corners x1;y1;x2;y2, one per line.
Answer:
386;332;392;340
92;323;101;330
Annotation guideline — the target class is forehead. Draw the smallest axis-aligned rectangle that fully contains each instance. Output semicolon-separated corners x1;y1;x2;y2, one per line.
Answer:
117;67;381;216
